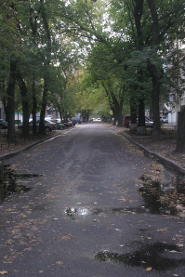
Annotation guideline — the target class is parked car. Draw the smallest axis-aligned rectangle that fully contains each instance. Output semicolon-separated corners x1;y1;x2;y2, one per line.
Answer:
0;119;8;129
145;117;154;128
18;120;55;132
62;120;73;128
92;118;102;122
50;119;65;130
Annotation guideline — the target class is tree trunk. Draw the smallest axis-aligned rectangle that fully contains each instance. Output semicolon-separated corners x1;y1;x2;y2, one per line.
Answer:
16;71;30;139
32;78;37;135
176;106;185;152
137;97;146;135
148;61;161;136
147;0;161;137
130;98;137;124
7;57;17;143
39;76;48;135
117;109;123;127
138;98;145;126
130;98;137;132
38;0;51;135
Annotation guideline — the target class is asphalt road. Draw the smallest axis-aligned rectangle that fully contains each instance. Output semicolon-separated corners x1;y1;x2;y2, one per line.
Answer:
0;124;185;277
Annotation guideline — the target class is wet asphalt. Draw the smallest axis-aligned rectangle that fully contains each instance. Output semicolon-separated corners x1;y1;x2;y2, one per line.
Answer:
0;124;185;277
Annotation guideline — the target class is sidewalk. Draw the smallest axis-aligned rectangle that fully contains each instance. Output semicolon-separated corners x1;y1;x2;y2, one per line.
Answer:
116;127;185;173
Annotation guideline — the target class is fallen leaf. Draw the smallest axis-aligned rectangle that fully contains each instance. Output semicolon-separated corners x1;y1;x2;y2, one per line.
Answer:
61;234;73;240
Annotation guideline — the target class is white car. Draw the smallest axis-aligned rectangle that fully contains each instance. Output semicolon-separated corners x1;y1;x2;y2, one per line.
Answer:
93;118;102;122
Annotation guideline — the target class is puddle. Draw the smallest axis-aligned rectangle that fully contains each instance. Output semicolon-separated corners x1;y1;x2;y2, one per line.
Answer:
64;206;146;219
139;163;185;216
64;207;90;218
0;164;41;201
95;242;185;271
93;207;145;215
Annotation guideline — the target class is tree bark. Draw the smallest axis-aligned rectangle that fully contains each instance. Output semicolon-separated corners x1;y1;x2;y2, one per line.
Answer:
147;0;161;136
130;97;137;124
176;106;185;152
133;0;144;50
116;108;124;127
130;97;137;132
31;77;37;135
16;71;30;139
147;60;161;136
7;57;17;143
39;76;48;135
137;97;146;135
38;0;51;135
138;98;145;126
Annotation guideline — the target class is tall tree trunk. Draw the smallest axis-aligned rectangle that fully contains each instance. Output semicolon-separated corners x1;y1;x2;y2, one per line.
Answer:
38;0;51;135
7;57;17;143
16;71;30;139
32;77;37;135
147;0;161;136
111;108;117;125
138;97;145;126
0;80;8;120
130;98;137;125
117;107;123;127
147;60;161;136
130;98;137;132
137;97;146;135
39;76;48;135
176;106;185;152
133;0;144;50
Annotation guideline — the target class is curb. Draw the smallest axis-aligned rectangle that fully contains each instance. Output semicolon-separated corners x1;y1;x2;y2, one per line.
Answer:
0;132;67;161
121;132;185;175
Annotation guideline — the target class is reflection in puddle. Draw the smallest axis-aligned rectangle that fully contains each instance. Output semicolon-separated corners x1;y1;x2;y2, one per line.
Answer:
64;207;90;218
64;206;146;219
95;243;185;271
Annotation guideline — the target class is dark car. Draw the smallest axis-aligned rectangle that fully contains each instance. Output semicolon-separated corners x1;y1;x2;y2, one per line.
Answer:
62;120;73;128
0;119;8;129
